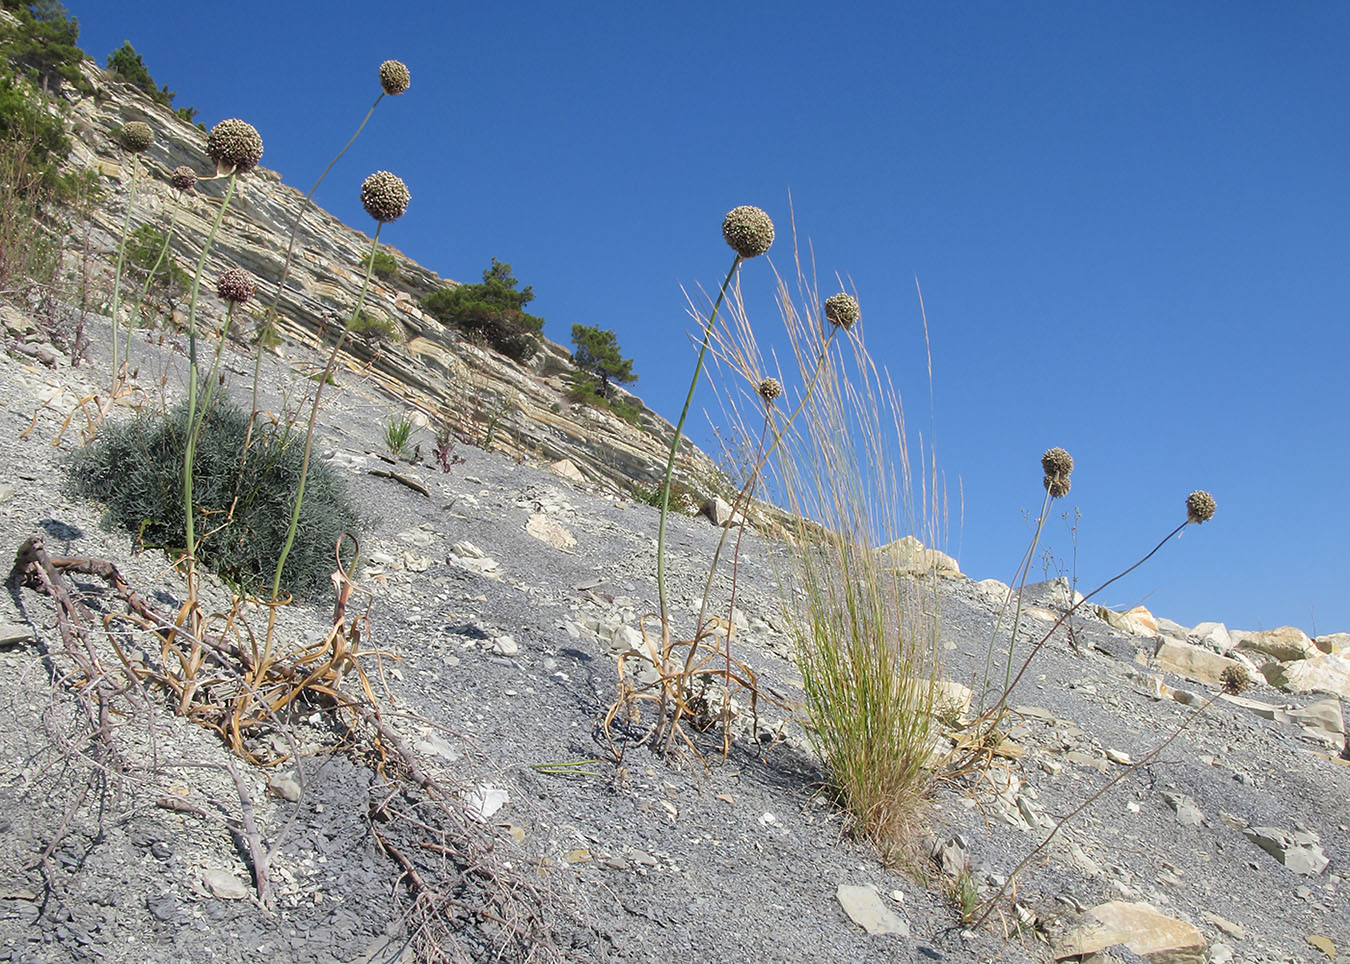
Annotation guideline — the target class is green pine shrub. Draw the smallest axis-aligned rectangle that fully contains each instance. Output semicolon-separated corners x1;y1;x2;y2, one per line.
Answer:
349;308;400;342
65;394;364;599
422;258;543;364
363;248;398;281
566;373;642;425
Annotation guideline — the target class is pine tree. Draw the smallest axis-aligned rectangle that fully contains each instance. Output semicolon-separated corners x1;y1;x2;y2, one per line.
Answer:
571;324;637;399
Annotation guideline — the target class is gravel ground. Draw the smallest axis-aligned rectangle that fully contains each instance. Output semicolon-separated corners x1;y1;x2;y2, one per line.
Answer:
0;316;1346;963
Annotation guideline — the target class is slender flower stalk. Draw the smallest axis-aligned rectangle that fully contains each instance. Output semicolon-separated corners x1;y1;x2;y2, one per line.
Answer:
108;151;145;397
656;205;775;637
248;63;410;443
270;171;408;601
181;173;239;591
970;493;1212;742
270;228;384;600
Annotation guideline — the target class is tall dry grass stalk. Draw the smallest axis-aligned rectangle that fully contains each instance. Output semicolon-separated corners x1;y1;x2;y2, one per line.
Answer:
713;231;945;857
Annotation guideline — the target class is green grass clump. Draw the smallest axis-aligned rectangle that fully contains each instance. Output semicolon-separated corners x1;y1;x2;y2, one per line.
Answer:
757;262;941;861
383;412;416;456
65;395;363;599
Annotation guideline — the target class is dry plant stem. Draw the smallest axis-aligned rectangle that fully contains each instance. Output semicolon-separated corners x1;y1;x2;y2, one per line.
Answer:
108;154;140;398
972;695;1215;931
128;194;184;363
979;488;1051;714
224;756;272;908
715;412;771;739
661;324;844;753
182;172;239;593
693;321;842;638
975;519;1190;733
247;93;385;446
656;256;741;644
269;229;383;601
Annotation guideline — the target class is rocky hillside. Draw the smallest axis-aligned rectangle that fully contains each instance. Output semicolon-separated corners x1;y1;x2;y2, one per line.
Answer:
62;58;720;498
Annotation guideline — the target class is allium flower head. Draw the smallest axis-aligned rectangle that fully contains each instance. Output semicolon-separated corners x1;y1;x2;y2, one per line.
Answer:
1041;447;1074;479
206;118;263;174
1043;474;1071;499
757;377;783;402
824;293;861;330
119;121;153;153
216;266;257;305
1220;664;1251;695
1186;490;1216;524
721;205;775;259
360;171;410;223
169;165;197;192
379;60;411;95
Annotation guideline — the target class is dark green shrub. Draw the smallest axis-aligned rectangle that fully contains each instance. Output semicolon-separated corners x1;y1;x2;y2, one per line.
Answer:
422;258;543;364
104;40;198;120
632;477;700;514
566;374;641;425
125;224;189;320
363;248;398;281
64;394;364;599
0;68;84;297
350;308;399;342
0;1;91;95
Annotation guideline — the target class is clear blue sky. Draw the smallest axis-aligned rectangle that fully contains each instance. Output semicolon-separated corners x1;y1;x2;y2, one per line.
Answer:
72;2;1348;634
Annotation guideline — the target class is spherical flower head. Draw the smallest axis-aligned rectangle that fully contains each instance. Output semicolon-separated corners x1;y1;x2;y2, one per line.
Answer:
824;293;861;330
757;377;783;402
360;171;410;223
1043;474;1071;499
721;205;775;259
119;121;153;153
169;165;197;192
1220;664;1251;695
215;266;257;305
379;59;411;95
1041;447;1074;479
1186;490;1216;524
205;118;263;174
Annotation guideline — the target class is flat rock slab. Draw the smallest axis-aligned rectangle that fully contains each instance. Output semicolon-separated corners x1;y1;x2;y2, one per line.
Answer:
836;883;909;937
1053;900;1207;963
1244;826;1330;875
0;624;33;647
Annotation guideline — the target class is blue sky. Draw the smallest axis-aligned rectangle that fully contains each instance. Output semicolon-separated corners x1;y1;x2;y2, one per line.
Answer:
72;2;1348;634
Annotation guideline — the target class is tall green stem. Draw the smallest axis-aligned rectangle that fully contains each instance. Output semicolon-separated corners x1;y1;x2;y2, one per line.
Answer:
656;256;741;641
248;94;385;441
108;155;141;395
181;173;238;590
270;229;383;601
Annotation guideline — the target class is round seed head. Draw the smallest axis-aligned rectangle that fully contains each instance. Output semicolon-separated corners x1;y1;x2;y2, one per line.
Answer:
824;293;861;330
379;59;411;95
721;205;775;259
1043;474;1071;499
205;118;263;174
1186;490;1216;524
215;266;257;305
118;121;153;153
169;165;197;191
1041;447;1074;478
360;171;411;223
757;377;783;402
1220;664;1251;695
